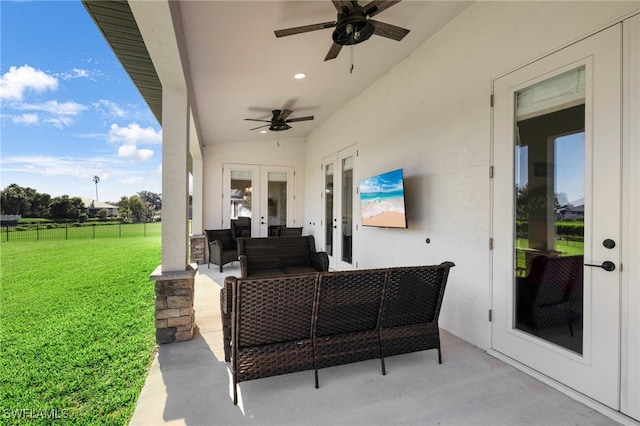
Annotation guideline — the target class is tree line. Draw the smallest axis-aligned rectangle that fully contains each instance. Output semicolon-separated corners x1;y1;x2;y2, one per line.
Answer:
0;184;161;223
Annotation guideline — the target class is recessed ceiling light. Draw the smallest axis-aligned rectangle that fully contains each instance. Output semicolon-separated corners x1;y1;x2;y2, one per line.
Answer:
260;130;268;134
294;73;306;79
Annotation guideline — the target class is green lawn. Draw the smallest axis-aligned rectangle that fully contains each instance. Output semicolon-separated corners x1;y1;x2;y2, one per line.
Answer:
516;238;584;272
0;238;160;425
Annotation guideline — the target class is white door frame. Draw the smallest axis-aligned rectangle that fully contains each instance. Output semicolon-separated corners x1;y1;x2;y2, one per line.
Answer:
491;24;622;409
321;146;357;271
222;163;295;237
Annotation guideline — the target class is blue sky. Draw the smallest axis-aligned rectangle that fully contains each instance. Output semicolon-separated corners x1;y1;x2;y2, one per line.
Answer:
0;0;162;204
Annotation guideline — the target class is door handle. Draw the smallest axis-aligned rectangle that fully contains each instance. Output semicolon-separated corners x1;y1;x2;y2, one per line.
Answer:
584;261;616;272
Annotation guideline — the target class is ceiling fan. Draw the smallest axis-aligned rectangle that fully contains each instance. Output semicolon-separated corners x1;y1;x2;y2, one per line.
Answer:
245;109;314;132
274;0;409;61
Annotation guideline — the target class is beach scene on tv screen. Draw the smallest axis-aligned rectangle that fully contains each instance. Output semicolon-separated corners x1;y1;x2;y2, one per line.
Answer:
359;169;407;228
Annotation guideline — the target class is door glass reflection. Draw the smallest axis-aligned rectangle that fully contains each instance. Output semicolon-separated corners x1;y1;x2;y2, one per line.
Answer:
341;156;353;264
267;172;287;235
513;67;585;354
325;163;334;256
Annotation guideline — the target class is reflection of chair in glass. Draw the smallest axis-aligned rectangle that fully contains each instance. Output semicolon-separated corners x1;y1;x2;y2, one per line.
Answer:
205;229;238;272
278;227;303;237
516;255;583;336
231;217;251;238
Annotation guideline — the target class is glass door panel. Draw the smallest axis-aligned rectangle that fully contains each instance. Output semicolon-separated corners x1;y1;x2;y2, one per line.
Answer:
324;162;334;256
229;170;253;238
513;68;586;353
341;155;353;264
266;171;287;235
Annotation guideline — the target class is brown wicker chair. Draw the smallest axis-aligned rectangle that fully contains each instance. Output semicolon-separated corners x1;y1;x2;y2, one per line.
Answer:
205;229;238;272
231;217;251;238
278;227;303;236
516;255;583;336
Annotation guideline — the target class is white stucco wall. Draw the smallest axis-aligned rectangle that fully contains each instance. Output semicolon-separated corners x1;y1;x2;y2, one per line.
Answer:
302;1;640;350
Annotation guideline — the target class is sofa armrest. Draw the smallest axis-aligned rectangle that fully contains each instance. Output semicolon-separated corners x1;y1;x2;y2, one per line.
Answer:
238;254;249;278
209;240;223;255
220;276;236;362
310;251;329;272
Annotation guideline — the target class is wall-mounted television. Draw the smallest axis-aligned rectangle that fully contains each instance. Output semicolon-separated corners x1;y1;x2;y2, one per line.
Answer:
359;168;407;228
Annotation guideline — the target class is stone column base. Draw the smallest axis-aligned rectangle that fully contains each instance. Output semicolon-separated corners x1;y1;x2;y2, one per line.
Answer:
150;264;197;344
189;234;206;264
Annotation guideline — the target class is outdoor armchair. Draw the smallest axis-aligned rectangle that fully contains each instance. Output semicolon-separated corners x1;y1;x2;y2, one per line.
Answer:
205;229;238;272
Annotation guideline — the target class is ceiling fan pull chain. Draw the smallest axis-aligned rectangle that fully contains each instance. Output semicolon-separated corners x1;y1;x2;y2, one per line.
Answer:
350;45;354;74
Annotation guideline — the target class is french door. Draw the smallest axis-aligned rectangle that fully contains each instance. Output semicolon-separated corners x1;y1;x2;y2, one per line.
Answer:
492;25;622;408
222;164;295;237
322;147;356;270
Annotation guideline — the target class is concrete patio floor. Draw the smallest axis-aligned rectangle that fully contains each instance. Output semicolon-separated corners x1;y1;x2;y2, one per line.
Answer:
129;262;624;426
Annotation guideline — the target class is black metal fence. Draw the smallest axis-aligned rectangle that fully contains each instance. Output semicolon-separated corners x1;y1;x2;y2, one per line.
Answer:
0;222;161;242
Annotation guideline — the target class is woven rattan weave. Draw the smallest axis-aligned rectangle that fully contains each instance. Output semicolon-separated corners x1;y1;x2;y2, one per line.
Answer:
224;261;454;404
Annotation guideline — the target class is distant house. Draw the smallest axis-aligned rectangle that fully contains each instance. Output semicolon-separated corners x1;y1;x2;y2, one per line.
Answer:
556;197;585;220
80;197;118;216
0;214;21;227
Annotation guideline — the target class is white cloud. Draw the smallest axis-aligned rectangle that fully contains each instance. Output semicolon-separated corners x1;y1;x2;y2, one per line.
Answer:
11;113;39;125
108;123;162;145
0;65;58;101
56;68;91;80
14;100;87;128
108;123;161;162
0;155;113;179
118;175;145;185
118;144;154;162
93;99;126;118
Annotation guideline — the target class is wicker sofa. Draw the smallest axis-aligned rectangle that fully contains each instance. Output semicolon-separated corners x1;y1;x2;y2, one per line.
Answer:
237;235;329;278
221;261;455;404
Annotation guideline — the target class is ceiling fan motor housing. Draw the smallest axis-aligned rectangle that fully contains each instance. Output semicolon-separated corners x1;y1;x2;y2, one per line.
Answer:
269;123;292;132
333;11;374;45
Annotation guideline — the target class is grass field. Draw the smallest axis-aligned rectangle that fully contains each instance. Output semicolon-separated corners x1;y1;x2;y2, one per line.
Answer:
0;238;160;425
516;238;584;273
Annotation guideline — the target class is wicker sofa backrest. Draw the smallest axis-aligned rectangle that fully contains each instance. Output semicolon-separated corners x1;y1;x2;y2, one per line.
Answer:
382;262;455;327
316;269;387;336
234;274;318;347
237;237;278;270
275;236;314;268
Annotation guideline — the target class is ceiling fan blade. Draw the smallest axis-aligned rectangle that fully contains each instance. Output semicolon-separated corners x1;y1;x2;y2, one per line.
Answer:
244;118;272;123
370;20;410;41
324;42;343;61
364;0;401;18
285;116;314;123
332;0;354;13
275;21;336;38
278;109;293;120
249;124;271;131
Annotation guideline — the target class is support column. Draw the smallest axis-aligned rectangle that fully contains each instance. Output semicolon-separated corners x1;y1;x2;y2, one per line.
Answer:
190;155;205;264
160;87;189;272
150;87;195;343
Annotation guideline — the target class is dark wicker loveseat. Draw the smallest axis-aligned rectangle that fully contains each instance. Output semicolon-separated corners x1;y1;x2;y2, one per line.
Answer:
205;229;238;272
237;235;329;278
222;261;455;404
